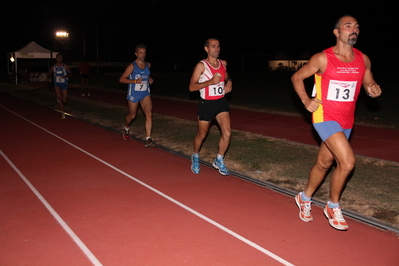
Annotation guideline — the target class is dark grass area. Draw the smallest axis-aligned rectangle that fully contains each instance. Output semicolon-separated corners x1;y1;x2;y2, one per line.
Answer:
5;65;395;129
61;68;398;129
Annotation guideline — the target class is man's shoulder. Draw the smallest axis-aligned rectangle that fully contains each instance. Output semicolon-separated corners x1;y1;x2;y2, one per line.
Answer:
309;51;327;63
220;59;227;67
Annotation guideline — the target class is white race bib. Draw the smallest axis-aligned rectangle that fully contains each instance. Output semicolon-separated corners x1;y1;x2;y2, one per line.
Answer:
134;82;148;91
208;82;224;96
326;80;357;102
55;76;65;83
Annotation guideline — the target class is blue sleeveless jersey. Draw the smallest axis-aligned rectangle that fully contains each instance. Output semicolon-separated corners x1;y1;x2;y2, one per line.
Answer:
126;61;151;102
53;64;68;88
128;61;150;93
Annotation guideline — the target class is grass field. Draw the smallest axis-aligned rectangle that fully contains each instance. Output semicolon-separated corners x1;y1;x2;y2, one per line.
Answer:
1;69;398;231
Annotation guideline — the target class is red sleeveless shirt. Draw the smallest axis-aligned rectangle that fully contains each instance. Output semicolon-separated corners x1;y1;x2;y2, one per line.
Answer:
313;47;366;128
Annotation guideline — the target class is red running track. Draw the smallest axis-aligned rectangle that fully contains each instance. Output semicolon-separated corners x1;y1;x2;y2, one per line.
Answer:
1;91;399;265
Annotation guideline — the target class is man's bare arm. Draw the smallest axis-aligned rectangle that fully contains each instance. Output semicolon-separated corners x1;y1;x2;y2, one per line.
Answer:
291;52;326;112
362;54;382;98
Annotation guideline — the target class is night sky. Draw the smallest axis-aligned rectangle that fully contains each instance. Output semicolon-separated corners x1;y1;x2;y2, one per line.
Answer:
1;1;398;71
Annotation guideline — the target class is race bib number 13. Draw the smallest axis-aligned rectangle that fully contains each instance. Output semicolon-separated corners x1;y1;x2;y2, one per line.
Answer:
327;80;357;102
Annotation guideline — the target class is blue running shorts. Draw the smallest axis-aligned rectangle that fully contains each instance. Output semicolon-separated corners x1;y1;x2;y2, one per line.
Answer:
127;90;150;103
313;121;352;142
55;83;68;90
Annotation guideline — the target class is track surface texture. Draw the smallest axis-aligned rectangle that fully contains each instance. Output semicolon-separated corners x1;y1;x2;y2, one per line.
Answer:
1;89;398;265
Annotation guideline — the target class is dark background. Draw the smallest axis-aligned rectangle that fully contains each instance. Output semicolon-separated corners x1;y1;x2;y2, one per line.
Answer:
1;1;398;73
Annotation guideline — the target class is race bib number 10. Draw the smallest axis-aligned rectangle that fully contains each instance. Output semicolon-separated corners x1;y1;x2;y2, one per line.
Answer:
209;82;224;96
327;80;357;102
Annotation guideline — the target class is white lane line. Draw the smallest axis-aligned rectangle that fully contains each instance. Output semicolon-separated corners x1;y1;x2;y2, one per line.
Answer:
2;105;295;266
0;150;102;266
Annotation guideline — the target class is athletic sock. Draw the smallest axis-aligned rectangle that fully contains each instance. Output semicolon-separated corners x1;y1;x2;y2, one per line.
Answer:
146;136;151;140
217;154;224;160
124;126;129;132
327;201;340;208
300;191;312;202
193;153;200;158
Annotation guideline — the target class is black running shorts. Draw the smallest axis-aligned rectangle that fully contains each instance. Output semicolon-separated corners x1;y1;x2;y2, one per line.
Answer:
197;97;229;121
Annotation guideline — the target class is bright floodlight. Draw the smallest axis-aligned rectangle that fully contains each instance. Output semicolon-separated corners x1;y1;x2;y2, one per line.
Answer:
56;31;69;37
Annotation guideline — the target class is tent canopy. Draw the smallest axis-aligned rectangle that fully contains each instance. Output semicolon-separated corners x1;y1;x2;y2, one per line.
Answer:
11;41;58;59
8;41;58;83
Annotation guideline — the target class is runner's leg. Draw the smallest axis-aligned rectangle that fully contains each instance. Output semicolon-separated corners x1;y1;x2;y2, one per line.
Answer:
194;120;211;153
215;111;231;156
323;132;355;202
54;86;64;113
125;100;139;127
140;96;153;138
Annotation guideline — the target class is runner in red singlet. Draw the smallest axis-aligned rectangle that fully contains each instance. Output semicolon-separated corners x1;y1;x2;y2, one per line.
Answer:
189;38;233;176
291;15;382;230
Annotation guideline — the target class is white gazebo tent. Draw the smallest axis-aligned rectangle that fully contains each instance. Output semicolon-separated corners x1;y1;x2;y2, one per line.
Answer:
8;41;58;84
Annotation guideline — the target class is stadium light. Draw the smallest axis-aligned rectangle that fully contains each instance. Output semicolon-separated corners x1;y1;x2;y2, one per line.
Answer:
55;31;69;50
56;31;69;38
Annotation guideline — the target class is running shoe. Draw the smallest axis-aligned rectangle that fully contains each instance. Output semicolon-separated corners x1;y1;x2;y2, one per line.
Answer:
324;204;349;231
123;127;130;141
295;193;313;222
61;112;66;119
212;157;229;175
145;137;155;147
191;154;200;174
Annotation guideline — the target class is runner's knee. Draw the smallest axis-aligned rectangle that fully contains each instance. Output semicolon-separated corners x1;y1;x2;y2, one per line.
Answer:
221;129;231;140
337;156;355;173
196;131;207;140
316;157;334;170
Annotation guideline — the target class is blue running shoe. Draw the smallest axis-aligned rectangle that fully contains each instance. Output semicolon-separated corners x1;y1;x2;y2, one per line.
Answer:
212;157;229;175
191;154;200;174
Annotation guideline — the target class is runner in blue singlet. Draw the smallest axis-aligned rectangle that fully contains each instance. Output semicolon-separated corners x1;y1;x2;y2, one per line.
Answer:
48;53;72;119
119;44;155;147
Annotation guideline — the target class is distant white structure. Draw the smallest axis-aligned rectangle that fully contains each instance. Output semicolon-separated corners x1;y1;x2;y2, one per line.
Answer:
7;41;58;83
268;50;311;71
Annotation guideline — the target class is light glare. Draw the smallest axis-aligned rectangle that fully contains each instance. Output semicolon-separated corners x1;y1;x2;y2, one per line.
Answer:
56;31;69;37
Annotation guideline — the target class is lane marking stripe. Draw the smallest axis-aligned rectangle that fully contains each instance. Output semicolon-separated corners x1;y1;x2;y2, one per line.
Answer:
0;150;103;266
1;105;295;266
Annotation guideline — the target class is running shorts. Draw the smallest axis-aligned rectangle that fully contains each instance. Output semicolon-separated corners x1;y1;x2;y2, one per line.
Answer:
55;83;68;90
313;121;352;142
127;90;151;103
197;97;229;121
